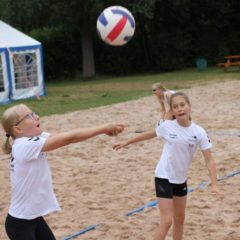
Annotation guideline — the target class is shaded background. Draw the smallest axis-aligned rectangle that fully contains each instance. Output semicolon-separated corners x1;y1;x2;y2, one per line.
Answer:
1;0;239;79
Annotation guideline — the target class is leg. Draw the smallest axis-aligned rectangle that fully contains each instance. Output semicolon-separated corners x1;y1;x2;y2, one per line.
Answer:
5;214;36;240
154;198;174;240
35;217;56;240
172;196;187;240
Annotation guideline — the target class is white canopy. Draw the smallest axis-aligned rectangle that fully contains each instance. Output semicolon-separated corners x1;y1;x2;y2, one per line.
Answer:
0;20;40;48
0;20;45;104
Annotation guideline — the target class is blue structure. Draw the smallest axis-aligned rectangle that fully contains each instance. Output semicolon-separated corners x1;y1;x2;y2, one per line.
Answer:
0;20;45;104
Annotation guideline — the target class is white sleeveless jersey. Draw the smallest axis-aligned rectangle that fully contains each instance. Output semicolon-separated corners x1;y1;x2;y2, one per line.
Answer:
9;132;60;219
155;120;212;184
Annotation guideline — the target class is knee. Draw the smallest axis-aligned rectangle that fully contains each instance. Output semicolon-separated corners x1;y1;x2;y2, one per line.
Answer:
174;213;185;226
161;216;173;229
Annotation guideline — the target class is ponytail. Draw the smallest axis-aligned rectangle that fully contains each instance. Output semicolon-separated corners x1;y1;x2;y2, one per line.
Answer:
1;104;26;155
2;135;12;154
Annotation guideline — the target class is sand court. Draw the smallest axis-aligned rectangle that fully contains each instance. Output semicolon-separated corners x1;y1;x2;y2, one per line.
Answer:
0;80;239;240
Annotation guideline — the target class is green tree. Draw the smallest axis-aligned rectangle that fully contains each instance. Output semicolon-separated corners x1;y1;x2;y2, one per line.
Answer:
59;0;103;78
59;0;156;77
0;0;157;78
1;0;239;78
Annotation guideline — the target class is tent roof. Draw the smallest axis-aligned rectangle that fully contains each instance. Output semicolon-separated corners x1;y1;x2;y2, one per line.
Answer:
0;20;41;48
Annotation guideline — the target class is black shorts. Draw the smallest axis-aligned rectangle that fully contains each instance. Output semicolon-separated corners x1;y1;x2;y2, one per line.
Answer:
5;214;56;240
155;177;188;199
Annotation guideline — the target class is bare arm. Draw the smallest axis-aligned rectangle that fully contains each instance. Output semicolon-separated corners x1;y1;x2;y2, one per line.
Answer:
42;123;125;152
202;148;224;199
164;91;174;120
113;130;156;150
165;91;173;103
159;100;166;119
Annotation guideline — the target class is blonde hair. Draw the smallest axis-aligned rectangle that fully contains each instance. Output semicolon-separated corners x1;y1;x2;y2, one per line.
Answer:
1;104;26;154
152;82;167;91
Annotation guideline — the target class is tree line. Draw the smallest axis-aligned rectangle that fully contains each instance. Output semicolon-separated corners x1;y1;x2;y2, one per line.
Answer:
1;0;239;80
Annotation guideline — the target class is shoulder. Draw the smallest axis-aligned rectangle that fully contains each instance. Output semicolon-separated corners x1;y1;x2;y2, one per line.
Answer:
156;120;177;138
165;90;175;101
165;91;172;97
40;132;50;139
12;133;49;161
156;119;175;131
191;122;205;132
166;90;175;95
14;136;35;145
190;122;208;138
158;119;175;127
14;132;49;147
165;119;175;125
191;122;212;148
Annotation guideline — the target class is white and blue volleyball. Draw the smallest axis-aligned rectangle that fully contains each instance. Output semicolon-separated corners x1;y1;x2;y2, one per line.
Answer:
97;6;135;46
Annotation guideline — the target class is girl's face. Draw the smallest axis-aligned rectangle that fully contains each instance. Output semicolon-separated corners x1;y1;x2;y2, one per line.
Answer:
171;96;191;125
14;105;43;137
152;88;164;98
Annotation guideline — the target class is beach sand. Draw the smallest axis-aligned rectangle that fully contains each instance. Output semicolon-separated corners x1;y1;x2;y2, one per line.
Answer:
0;80;239;240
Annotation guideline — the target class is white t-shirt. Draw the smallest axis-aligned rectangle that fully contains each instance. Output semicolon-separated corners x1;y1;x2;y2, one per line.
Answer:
155;120;212;184
9;132;61;219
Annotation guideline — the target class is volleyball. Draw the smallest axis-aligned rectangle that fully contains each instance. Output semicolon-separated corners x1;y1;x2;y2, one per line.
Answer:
96;6;135;46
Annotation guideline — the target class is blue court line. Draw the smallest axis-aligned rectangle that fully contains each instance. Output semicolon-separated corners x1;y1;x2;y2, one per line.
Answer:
125;169;240;216
125;200;158;216
63;224;99;240
208;132;240;137
63;169;240;239
218;169;240;180
125;187;195;217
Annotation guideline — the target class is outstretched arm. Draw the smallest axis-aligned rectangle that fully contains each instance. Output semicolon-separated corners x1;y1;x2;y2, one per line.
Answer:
113;130;156;150
42;123;125;152
202;149;224;199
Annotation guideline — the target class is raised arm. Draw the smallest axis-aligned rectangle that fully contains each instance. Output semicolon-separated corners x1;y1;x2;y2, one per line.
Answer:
202;148;224;199
113;130;156;150
42;123;125;152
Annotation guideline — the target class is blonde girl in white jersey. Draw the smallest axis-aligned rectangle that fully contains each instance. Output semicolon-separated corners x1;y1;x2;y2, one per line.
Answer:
151;82;176;121
1;104;125;240
113;92;223;240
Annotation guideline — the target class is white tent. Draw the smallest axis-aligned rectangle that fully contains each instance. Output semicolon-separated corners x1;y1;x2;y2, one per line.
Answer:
0;20;45;104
